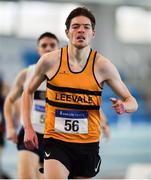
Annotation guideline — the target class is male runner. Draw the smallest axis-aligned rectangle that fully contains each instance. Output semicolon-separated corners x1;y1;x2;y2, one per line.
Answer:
22;7;138;179
4;32;59;178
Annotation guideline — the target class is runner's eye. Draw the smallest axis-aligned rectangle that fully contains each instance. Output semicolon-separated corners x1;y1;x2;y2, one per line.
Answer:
40;43;56;48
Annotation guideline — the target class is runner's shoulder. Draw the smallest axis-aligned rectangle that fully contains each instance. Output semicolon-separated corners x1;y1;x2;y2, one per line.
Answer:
42;49;61;65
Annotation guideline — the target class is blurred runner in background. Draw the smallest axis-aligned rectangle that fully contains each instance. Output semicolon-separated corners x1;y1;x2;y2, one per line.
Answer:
4;32;59;179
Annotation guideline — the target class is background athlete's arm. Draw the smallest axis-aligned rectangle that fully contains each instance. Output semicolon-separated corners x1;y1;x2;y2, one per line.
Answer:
4;68;27;143
100;109;110;140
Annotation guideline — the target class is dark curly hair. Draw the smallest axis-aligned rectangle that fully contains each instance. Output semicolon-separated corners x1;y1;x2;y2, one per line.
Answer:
65;7;96;30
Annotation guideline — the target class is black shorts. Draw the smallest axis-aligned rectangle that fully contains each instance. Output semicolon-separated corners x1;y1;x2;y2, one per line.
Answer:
17;127;44;163
44;138;101;178
0;131;5;146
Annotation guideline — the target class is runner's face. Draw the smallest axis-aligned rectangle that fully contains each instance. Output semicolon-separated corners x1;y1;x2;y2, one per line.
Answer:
66;16;95;49
38;37;59;56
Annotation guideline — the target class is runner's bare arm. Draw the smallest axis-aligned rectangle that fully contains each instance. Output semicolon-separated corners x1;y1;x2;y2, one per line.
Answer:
4;68;27;143
22;55;49;129
96;55;138;114
22;50;60;129
100;109;110;139
22;54;52;149
22;50;61;149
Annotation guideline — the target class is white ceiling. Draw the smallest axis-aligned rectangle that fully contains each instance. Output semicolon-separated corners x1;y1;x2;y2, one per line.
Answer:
40;0;151;8
1;0;151;8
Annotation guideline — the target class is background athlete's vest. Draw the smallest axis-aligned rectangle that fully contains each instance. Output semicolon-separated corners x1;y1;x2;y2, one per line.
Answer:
21;64;46;134
45;47;103;143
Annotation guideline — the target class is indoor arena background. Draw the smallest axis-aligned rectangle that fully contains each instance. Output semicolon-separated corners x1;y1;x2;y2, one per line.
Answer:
0;0;151;179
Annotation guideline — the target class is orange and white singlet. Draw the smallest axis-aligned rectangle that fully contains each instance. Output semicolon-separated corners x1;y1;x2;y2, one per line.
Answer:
44;46;103;143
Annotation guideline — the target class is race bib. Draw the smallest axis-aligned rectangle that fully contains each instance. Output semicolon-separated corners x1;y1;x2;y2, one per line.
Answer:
32;104;45;124
55;109;88;134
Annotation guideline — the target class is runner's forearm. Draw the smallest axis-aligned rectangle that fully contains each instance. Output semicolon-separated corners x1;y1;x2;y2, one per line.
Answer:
123;96;138;113
4;97;15;129
22;90;33;129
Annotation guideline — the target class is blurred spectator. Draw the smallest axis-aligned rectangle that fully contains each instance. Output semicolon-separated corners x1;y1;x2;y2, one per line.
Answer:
0;76;10;178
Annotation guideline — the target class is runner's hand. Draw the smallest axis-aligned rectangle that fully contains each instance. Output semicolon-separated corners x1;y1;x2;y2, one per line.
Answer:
102;124;110;140
6;127;18;144
110;97;125;114
24;127;38;150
